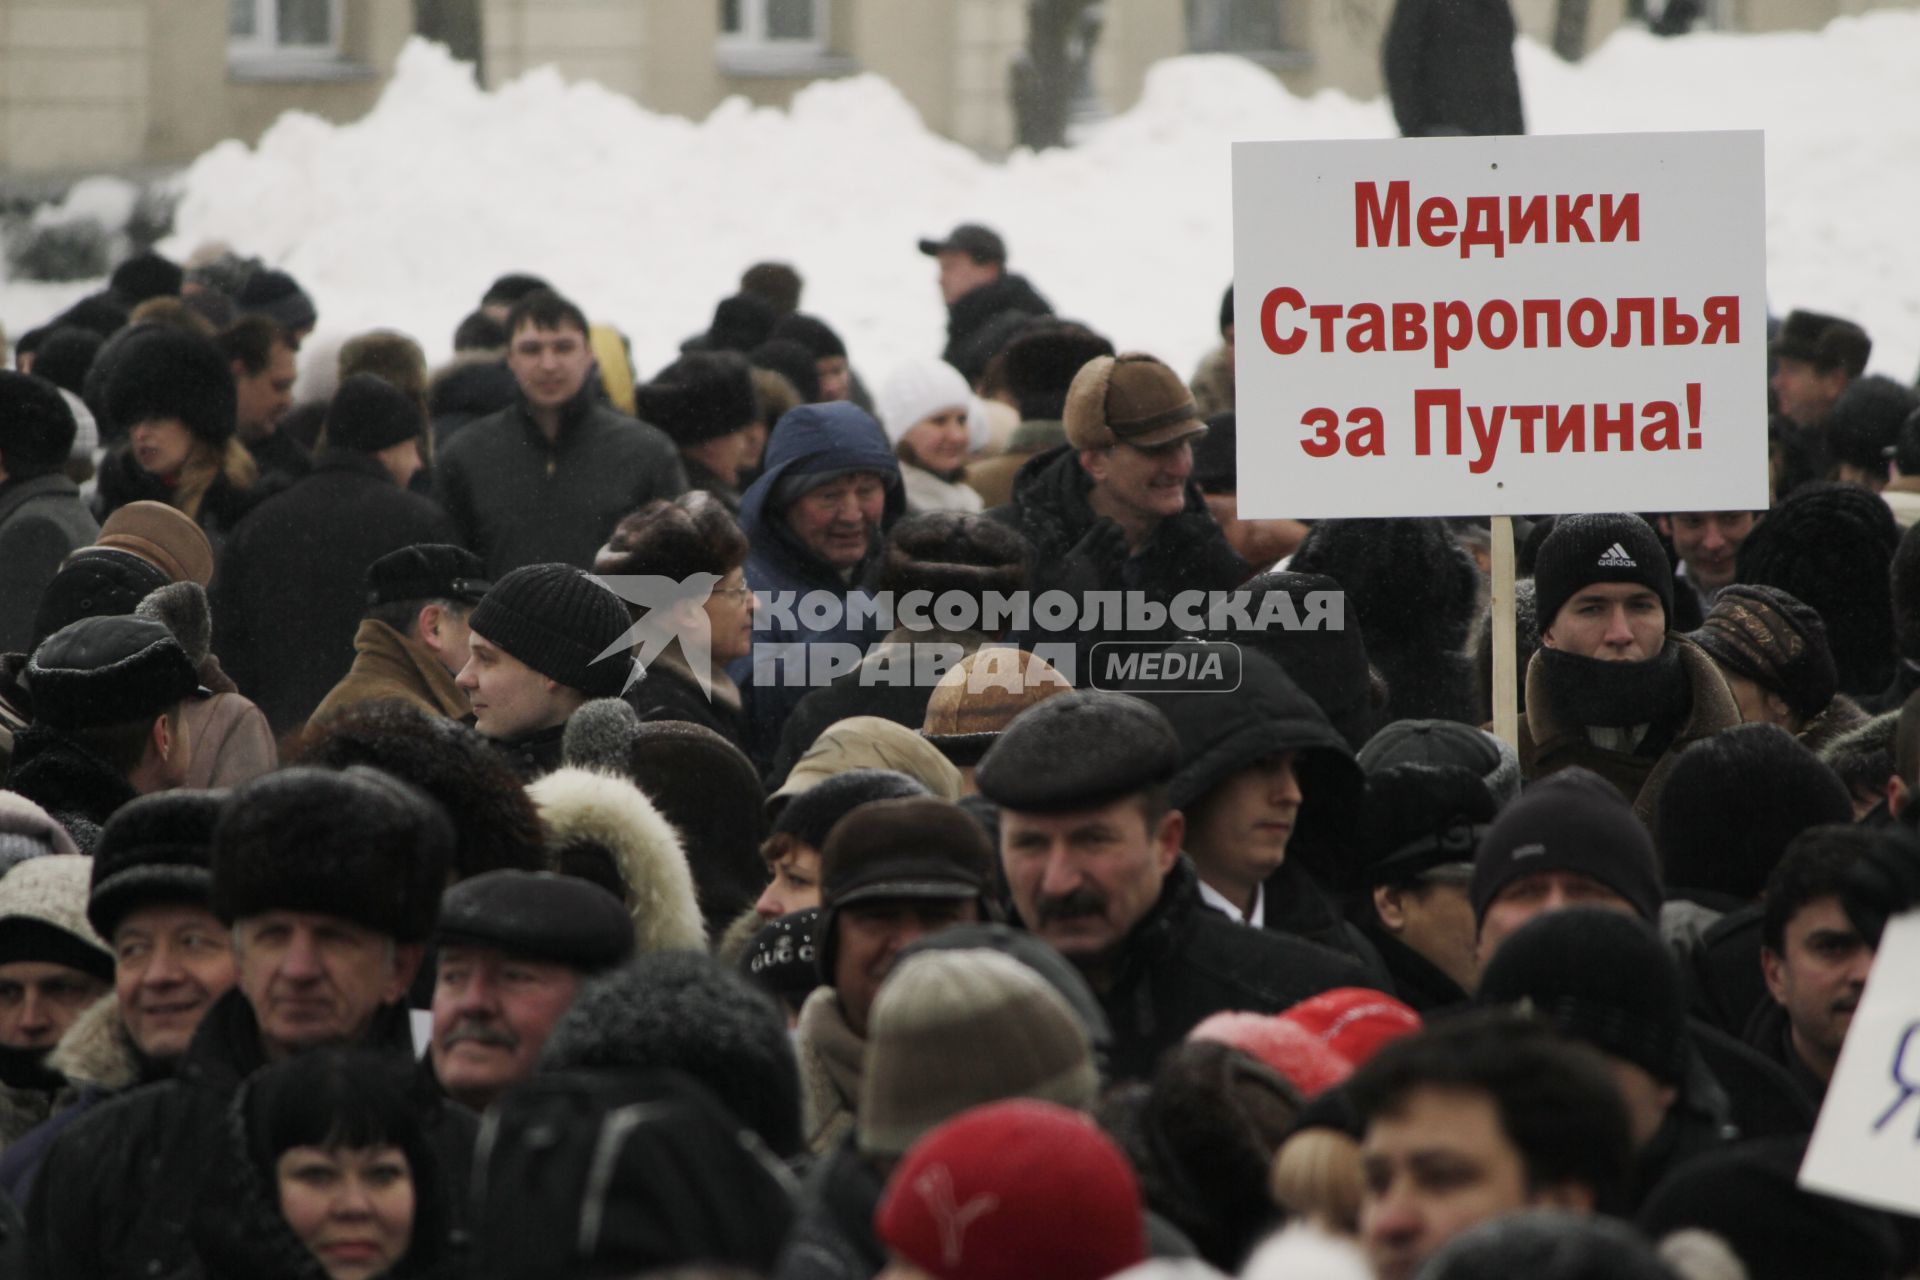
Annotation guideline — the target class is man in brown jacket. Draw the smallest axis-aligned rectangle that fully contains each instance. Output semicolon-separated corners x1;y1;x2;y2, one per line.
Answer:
307;544;489;728
1520;513;1740;826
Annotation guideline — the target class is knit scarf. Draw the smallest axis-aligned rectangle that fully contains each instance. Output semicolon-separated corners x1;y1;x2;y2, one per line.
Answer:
1535;641;1689;732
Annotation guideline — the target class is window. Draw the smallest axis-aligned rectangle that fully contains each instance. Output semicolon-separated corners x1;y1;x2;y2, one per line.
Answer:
1186;0;1299;56
229;0;342;61
719;0;837;74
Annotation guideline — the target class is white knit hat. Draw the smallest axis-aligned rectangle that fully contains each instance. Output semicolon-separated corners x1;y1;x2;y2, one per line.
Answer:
877;357;973;444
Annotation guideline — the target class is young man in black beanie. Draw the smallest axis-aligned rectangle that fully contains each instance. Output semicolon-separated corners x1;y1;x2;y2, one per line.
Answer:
307;543;491;727
213;374;458;734
1522;511;1740;824
6;616;204;849
26;765;473;1280
0;372;96;655
457;562;635;777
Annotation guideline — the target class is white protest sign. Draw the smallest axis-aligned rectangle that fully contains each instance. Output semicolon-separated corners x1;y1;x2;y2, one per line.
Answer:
1800;909;1920;1215
1231;131;1769;519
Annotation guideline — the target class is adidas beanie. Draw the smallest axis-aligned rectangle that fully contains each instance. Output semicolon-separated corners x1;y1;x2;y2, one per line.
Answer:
467;564;633;699
1533;513;1673;633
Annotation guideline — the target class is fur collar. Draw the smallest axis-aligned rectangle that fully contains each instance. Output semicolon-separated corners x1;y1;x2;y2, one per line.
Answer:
47;994;144;1092
796;986;862;1156
525;767;707;953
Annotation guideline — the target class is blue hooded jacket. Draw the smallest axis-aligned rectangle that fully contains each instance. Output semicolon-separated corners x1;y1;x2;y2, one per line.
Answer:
732;402;903;764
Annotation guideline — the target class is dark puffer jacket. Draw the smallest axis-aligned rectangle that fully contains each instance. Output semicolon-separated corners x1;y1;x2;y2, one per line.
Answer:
25;990;475;1280
433;378;686;577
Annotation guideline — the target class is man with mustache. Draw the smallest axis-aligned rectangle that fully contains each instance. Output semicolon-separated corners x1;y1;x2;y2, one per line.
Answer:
975;691;1370;1081
428;869;635;1110
1752;827;1878;1107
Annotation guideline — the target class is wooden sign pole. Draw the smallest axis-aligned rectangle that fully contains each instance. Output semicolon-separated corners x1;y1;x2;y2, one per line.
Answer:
1490;515;1519;750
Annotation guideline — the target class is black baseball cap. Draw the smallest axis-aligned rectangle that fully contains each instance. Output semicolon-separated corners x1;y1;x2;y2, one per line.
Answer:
917;223;1006;265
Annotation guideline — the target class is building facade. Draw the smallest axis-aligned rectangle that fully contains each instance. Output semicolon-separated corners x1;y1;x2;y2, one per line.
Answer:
0;0;1908;182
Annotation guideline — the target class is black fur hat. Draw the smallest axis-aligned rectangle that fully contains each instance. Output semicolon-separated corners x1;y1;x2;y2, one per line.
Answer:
25;328;102;398
1655;725;1852;900
1769;308;1871;377
89;789;225;940
773;768;929;850
212;765;454;942
109;251;183;305
541;949;803;1157
1224;570;1380;752
770;313;846;361
700;292;778;354
1001;323;1114;423
636;350;758;446
876;511;1029;601
748;337;821;402
103;325;236;445
1738;482;1899;696
296;699;545;880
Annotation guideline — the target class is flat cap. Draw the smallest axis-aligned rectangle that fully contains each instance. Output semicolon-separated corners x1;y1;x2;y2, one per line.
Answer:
367;543;491;608
975;691;1180;813
436;869;635;971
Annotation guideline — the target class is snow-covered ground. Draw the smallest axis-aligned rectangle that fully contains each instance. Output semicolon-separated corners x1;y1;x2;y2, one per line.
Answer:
5;11;1918;392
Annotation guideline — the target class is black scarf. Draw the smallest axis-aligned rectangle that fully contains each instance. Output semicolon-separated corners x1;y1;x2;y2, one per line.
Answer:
0;1043;65;1092
1536;641;1690;732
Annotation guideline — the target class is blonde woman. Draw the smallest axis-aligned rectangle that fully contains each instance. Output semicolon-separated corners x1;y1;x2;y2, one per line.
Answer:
96;326;259;552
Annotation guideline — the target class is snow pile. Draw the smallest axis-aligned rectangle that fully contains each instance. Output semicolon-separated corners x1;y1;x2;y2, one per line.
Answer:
5;11;1919;386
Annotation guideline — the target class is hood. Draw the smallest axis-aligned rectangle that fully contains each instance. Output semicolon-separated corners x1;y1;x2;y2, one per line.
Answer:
737;401;903;539
1138;651;1363;887
526;767;708;954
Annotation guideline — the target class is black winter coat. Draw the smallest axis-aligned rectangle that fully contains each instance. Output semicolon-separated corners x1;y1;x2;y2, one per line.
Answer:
1070;860;1376;1082
213;450;458;734
988;445;1249;651
3;726;136;852
624;661;752;759
1383;0;1525;138
770;1139;886;1280
25;991;476;1280
433;381;687;577
942;273;1053;382
93;447;260;557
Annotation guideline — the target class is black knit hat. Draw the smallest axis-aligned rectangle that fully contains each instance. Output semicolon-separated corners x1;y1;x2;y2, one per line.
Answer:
773;768;929;850
636;351;758;445
436;869;634;971
701;292;778;353
1655;725;1852;900
1360;764;1498;887
1691;584;1837;720
213;765;454;942
1827;375;1917;475
467;564;634;698
817;796;994;983
366;543;491;608
324;372;423;454
1532;513;1674;633
30;548;171;651
26;615;204;731
770;313;846;361
976;691;1181;814
236;268;317;333
109;251;183;305
740;907;824;1009
1476;907;1688;1084
88;790;225;940
1470;768;1662;926
1001;324;1114;422
0;370;78;471
103;325;237;445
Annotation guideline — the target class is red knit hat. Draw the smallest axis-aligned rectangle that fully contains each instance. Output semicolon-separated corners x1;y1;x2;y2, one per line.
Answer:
874;1100;1145;1280
1187;1011;1352;1098
1280;987;1423;1068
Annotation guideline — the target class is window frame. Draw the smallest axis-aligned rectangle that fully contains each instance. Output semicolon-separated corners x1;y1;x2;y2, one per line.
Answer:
228;0;344;65
717;0;832;74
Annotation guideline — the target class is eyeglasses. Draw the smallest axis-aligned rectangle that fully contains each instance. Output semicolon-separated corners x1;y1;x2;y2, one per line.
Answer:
710;583;755;600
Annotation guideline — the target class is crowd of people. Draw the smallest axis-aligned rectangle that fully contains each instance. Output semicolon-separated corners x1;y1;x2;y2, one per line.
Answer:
0;223;1917;1280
